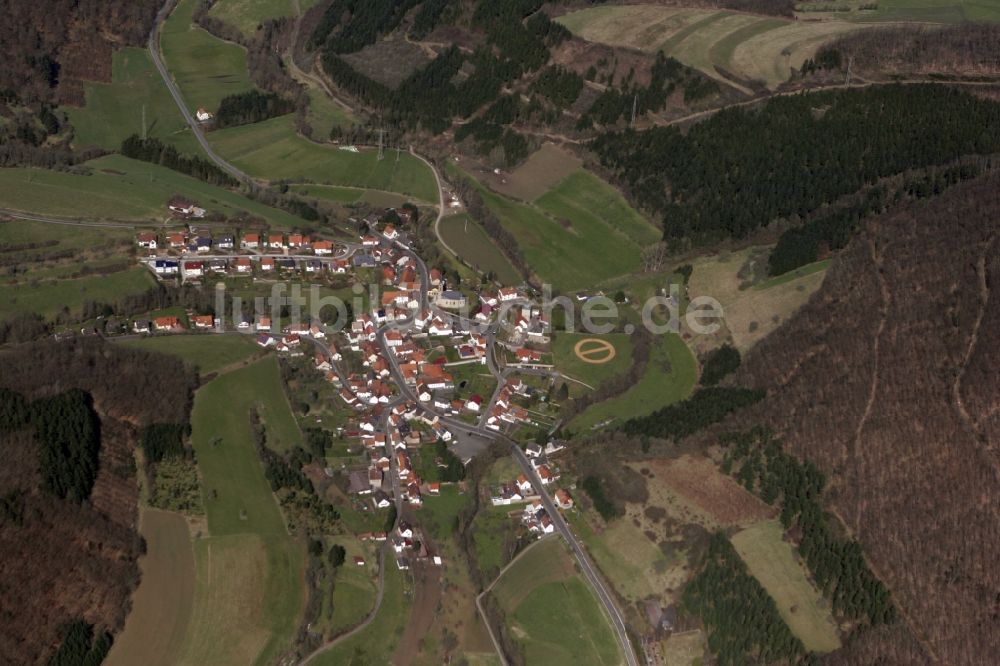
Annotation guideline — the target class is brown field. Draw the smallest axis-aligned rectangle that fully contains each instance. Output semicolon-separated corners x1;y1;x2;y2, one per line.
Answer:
105;508;196;666
486;143;583;201
341;39;431;89
635;455;773;528
662;630;705;666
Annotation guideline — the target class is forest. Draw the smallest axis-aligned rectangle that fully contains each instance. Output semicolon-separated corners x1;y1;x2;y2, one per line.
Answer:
698;344;740;386
719;427;895;625
731;173;1000;663
214;90;295;129
592;85;1000;244
682;532;807;666
619;387;764;440
31;389;101;503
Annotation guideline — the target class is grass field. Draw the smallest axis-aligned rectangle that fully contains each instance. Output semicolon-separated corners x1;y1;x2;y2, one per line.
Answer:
122;334;263;376
0;154;308;227
552;332;634;389
492;537;622;666
180;533;304;666
303;87;357;139
796;0;1000;22
0;257;154;318
557;6;877;90
567;511;675;603
66;47;201;154
208;115;438;200
731;520;842;653
207;0;319;38
106;509;195;666
324;537;377;634
174;356;305;665
687;246;828;351
161;0;254;112
438;214;522;284
453;165;650;291
312;562;410;665
571;333;696;430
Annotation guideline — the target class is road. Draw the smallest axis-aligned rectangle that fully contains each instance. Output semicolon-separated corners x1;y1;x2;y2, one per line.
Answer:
148;0;255;187
0;208;143;229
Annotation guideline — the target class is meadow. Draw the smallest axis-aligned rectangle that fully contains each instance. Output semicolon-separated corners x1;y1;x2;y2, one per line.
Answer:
731;520;842;653
438;214;522;284
122;333;263;376
322;537;377;635
552;332;634;389
207;0;321;38
0;266;155;319
0;154;309;227
208;115;438;200
491;537;622;666
558;6;877;90
173;356;306;665
570;333;697;430
312;562;410;665
161;0;255;112
454;165;652;291
487;143;582;202
66;48;201;154
105;509;196;666
566;510;675;603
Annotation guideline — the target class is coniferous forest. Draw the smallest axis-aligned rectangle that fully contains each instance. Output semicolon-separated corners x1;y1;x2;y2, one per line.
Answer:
592;85;1000;244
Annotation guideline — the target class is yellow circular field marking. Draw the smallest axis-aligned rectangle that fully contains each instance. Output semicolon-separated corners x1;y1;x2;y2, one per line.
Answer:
574;338;617;364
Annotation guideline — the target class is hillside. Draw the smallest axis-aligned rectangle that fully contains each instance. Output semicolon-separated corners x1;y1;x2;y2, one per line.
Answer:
0;339;195;665
730;173;1000;663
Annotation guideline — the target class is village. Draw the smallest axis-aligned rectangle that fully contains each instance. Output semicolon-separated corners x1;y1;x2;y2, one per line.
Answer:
130;194;580;575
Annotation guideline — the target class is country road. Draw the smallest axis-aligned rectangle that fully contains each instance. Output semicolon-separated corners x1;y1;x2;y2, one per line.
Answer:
148;0;255;187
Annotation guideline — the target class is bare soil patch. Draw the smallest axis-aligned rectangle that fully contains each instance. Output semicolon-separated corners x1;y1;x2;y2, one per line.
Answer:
486;143;583;201
638;455;773;527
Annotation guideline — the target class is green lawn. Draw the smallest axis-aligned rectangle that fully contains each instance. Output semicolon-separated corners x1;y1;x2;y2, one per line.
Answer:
552;332;634;389
208;115;438;200
290;184;364;203
451;165;648;291
0;266;155;318
303;87;358;139
756;259;831;290
492;537;622;666
731;520;842;653
322;537;377;635
178;356;307;665
0;154;309;226
192;356;301;537
122;334;262;376
208;0;295;37
66;47;201;154
312;562;410;664
438;214;522;284
472;506;520;578
161;0;255;112
421;485;472;542
570;333;697;430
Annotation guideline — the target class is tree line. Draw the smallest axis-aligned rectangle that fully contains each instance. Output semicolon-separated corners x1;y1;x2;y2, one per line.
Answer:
592;85;1000;245
719;427;896;626
619;387;764;440
120;135;238;187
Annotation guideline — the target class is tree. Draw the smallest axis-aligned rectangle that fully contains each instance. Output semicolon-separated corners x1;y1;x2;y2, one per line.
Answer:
328;544;346;568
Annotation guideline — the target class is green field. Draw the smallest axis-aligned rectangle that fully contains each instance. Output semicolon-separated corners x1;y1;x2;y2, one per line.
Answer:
552;332;634;389
323;537;377;635
173;356;306;665
208;115;438;199
438;214;522;284
491;537;622;666
571;333;697;430
207;0;310;38
303;87;358;139
312;561;410;665
0;266;155;319
452;165;651;291
122;334;263;376
0;154;308;226
731;520;842;653
161;0;255;112
190;356;301;531
66;47;201;154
